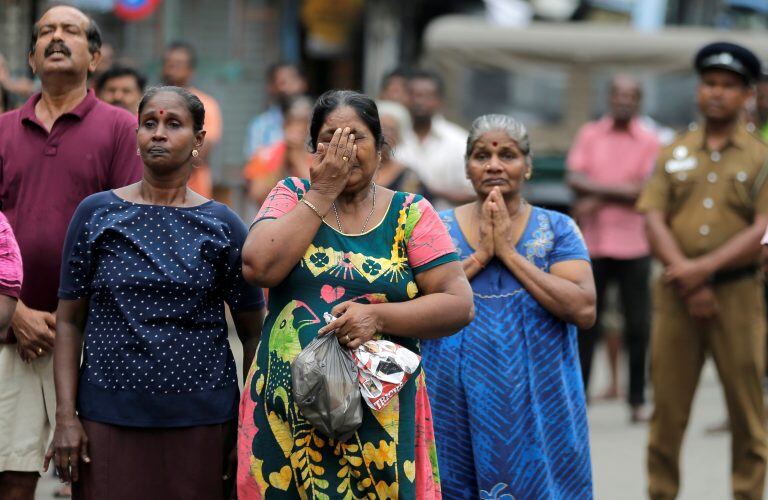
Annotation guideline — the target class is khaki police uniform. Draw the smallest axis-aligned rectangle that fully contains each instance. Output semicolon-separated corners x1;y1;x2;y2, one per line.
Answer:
638;122;768;499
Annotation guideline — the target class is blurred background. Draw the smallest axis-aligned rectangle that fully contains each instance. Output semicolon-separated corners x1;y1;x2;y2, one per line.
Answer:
3;0;768;212
4;1;768;498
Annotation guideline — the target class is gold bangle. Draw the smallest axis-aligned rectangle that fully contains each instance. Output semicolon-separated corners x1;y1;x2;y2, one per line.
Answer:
301;198;324;220
469;253;486;268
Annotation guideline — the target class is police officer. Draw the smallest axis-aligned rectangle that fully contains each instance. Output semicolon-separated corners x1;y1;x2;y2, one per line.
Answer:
638;42;768;499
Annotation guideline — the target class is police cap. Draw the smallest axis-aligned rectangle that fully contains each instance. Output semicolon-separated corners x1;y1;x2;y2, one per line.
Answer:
694;41;761;84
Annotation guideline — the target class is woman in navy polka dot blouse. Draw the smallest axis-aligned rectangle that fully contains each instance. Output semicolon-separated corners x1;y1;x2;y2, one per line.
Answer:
46;86;266;500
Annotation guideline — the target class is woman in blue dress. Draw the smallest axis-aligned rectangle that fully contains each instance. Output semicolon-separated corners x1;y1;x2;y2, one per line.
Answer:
421;114;597;499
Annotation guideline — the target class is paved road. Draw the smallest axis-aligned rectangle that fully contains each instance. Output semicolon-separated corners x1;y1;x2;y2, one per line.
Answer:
589;355;735;500
37;340;743;499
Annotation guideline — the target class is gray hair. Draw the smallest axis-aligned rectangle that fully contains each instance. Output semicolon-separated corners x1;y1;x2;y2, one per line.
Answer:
465;114;532;161
376;100;413;141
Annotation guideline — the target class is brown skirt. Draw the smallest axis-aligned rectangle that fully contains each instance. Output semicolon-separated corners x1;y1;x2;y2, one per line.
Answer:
72;419;236;500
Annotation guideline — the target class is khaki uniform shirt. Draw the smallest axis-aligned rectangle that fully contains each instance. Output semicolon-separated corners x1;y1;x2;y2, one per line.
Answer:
637;123;768;258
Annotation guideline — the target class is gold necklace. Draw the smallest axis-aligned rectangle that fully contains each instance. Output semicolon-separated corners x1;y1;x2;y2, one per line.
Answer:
332;183;376;234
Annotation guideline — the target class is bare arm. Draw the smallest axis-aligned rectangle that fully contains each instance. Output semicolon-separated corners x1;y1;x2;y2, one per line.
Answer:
483;187;594;328
0;59;35;97
232;307;266;381
0;295;17;339
318;261;474;347
461;254;486;281
374;261;473;339
52;298;88;422
496;248;596;329
242;190;332;288
45;298;90;483
567;171;642;204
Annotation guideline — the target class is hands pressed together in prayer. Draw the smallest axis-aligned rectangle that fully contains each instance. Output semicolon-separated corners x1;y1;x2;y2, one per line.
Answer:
475;187;524;266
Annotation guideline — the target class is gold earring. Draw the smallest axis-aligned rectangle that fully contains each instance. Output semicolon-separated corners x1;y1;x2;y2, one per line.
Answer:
192;149;199;158
525;170;532;180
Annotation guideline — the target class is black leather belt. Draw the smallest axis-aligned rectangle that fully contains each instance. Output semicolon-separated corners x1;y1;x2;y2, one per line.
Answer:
710;265;758;285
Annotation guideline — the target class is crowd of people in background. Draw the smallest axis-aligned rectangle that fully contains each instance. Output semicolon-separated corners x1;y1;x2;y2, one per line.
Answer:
4;4;768;500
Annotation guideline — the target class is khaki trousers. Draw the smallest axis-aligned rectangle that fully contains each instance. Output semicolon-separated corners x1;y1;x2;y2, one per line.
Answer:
0;345;56;472
647;277;768;500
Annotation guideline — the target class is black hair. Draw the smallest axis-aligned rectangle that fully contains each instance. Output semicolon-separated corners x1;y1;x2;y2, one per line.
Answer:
164;40;197;69
137;86;205;133
267;62;305;83
94;64;147;94
408;68;445;97
30;13;102;55
308;90;384;153
381;67;410;88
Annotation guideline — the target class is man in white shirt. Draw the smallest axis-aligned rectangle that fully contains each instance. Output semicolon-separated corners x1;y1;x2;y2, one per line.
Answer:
396;69;475;208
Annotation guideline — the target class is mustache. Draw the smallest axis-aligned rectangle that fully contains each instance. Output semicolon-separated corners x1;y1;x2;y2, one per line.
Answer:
44;42;71;57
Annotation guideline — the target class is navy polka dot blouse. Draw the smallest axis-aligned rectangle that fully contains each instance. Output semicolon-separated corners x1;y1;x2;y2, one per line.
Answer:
58;191;264;427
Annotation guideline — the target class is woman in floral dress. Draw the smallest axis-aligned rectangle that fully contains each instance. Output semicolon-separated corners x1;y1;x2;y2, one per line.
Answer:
236;90;474;499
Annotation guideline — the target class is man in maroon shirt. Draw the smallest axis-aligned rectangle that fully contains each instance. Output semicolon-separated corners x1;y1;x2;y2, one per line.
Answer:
0;6;142;497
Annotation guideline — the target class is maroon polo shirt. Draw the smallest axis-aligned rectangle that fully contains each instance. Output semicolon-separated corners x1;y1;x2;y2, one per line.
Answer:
0;90;142;341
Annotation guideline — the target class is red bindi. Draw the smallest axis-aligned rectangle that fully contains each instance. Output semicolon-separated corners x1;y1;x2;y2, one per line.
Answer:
159;109;165;115
492;141;498;146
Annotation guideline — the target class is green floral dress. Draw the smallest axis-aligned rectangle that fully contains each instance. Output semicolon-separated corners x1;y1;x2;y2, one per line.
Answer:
237;178;458;499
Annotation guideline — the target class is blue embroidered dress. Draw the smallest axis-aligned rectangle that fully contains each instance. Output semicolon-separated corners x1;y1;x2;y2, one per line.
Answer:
421;206;593;499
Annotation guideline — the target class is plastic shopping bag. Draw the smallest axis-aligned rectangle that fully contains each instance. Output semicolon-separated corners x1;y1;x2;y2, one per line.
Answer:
291;331;363;442
319;311;422;411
